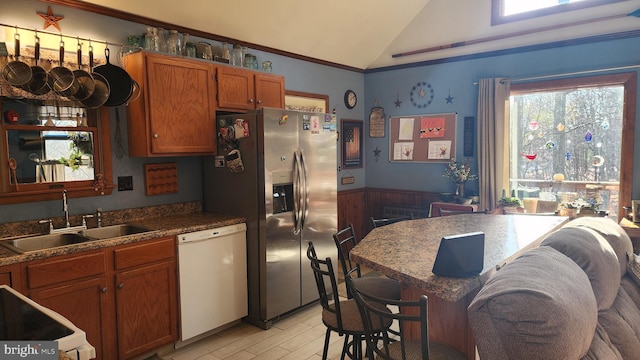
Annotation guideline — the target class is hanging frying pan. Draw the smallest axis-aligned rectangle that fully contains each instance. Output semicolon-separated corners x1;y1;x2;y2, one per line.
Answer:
70;41;95;102
80;45;110;109
22;33;50;95
1;32;32;86
93;47;132;107
47;40;76;97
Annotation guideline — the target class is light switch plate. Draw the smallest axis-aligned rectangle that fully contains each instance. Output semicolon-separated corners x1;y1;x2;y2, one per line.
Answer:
118;176;133;191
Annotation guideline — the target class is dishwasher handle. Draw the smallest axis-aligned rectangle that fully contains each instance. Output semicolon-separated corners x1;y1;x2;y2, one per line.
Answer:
178;223;247;244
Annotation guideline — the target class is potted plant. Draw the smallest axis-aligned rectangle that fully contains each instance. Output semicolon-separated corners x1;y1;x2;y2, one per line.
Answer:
497;189;522;213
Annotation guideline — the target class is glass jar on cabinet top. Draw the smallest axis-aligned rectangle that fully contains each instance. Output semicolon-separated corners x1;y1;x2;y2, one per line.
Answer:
167;30;179;55
144;27;159;51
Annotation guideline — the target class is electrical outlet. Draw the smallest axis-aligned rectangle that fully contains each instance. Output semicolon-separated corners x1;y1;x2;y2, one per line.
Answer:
118;176;133;191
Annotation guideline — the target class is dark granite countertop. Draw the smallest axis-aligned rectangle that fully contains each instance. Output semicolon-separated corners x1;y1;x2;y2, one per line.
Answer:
0;212;245;266
350;214;569;302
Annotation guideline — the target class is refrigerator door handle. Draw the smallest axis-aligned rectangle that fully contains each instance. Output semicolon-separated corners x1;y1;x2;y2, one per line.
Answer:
293;150;302;234
300;150;309;230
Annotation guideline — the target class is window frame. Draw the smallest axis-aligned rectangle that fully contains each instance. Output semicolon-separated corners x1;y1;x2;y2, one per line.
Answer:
492;0;625;25
509;72;636;220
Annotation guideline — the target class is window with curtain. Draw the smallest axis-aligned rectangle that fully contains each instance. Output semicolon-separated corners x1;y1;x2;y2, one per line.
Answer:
508;73;636;220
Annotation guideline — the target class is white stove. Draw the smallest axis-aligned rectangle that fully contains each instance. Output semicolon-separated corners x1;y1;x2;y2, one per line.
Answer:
0;285;95;360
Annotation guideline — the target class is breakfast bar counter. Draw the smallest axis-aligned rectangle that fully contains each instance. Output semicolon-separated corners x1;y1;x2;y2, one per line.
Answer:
350;214;570;359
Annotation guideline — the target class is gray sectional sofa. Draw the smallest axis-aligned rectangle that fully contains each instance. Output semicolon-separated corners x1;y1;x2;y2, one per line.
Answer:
468;217;640;359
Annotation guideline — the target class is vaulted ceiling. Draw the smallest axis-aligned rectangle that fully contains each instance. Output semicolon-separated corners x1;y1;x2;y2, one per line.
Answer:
74;0;640;69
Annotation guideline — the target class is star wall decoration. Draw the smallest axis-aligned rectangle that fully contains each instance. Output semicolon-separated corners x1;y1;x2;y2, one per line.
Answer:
394;93;402;107
38;6;64;32
409;81;434;108
445;89;454;104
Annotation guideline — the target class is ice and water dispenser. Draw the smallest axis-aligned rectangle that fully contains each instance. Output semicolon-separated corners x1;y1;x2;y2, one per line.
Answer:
272;171;294;214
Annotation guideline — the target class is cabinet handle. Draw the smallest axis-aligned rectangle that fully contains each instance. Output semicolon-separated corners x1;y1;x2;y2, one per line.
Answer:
153;133;159;138
101;287;108;293
117;283;124;289
257;100;262;104
249;99;254;104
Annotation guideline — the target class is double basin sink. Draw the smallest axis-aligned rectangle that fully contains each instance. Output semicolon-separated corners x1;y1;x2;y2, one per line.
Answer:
0;225;152;254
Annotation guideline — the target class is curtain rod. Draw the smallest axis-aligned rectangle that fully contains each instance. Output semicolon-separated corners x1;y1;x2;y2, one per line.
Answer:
473;64;640;85
0;22;120;47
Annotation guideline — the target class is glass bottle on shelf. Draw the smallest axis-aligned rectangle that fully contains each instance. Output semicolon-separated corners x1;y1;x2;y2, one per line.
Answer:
241;47;249;67
144;27;159;51
177;33;183;55
167;30;179;55
157;28;167;52
221;42;230;61
231;44;242;66
183;33;196;57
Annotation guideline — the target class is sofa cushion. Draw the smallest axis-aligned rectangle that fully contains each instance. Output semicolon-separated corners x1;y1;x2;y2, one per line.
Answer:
541;226;620;310
581;323;623;360
563;217;633;275
468;246;597;360
598;286;640;360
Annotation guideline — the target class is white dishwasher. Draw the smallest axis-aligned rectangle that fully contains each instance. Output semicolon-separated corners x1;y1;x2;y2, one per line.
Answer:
177;223;247;342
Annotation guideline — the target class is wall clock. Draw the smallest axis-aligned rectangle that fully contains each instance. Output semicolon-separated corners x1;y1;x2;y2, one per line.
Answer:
410;81;434;108
344;90;357;109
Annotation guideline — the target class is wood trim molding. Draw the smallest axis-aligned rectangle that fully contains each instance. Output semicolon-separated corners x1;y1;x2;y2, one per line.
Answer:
42;0;364;73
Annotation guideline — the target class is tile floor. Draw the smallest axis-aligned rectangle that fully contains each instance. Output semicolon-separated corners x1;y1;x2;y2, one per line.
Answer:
155;302;348;360
154;266;382;360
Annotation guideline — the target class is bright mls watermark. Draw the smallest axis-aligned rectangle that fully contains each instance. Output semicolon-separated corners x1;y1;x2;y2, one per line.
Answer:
1;341;58;359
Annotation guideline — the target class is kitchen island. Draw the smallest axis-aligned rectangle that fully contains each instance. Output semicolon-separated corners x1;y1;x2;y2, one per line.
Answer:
350;214;569;359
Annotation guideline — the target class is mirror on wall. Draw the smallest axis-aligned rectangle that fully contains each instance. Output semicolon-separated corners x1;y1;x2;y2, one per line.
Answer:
1;97;113;204
6;129;95;184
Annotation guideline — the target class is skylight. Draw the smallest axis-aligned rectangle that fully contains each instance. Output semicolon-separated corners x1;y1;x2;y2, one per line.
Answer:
492;0;624;24
503;0;582;16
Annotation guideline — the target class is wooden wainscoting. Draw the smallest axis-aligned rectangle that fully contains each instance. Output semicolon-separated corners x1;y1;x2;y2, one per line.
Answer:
338;188;440;240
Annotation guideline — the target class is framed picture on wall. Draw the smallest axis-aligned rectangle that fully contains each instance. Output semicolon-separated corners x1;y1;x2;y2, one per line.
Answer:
632;200;640;223
341;119;364;169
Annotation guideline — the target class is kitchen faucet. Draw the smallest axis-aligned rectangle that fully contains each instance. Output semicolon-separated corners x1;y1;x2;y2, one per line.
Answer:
62;190;70;228
39;190;91;234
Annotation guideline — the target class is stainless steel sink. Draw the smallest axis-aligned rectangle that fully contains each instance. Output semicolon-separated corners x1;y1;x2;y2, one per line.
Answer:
0;233;92;253
79;224;151;239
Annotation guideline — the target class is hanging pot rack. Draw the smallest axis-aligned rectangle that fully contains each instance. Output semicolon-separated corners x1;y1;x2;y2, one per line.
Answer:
0;23;121;48
0;24;122;102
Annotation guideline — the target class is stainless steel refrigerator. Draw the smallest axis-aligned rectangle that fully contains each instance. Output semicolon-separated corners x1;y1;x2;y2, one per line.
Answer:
202;108;337;329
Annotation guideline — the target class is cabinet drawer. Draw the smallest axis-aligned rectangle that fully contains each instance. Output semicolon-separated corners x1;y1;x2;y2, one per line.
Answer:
27;251;106;289
114;237;175;271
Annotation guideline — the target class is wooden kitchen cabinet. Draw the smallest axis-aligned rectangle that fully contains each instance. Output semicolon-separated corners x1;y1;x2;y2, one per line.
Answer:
25;250;112;360
112;236;178;359
124;51;217;156
17;237;178;360
0;263;21;291
216;66;285;110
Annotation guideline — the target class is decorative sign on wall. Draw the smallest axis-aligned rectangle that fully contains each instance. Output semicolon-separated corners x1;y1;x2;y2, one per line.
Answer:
388;113;457;163
369;99;385;137
341;119;364;169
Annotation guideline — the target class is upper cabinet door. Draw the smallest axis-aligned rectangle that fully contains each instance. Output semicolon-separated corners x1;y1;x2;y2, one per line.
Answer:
125;52;217;156
216;66;256;111
216;66;285;111
255;73;285;109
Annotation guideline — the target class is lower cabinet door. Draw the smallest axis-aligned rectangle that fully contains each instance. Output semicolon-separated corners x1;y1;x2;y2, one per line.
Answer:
30;277;111;360
115;261;178;359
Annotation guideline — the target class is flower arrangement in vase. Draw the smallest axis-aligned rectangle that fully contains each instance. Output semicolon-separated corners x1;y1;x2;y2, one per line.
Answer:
442;161;477;199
